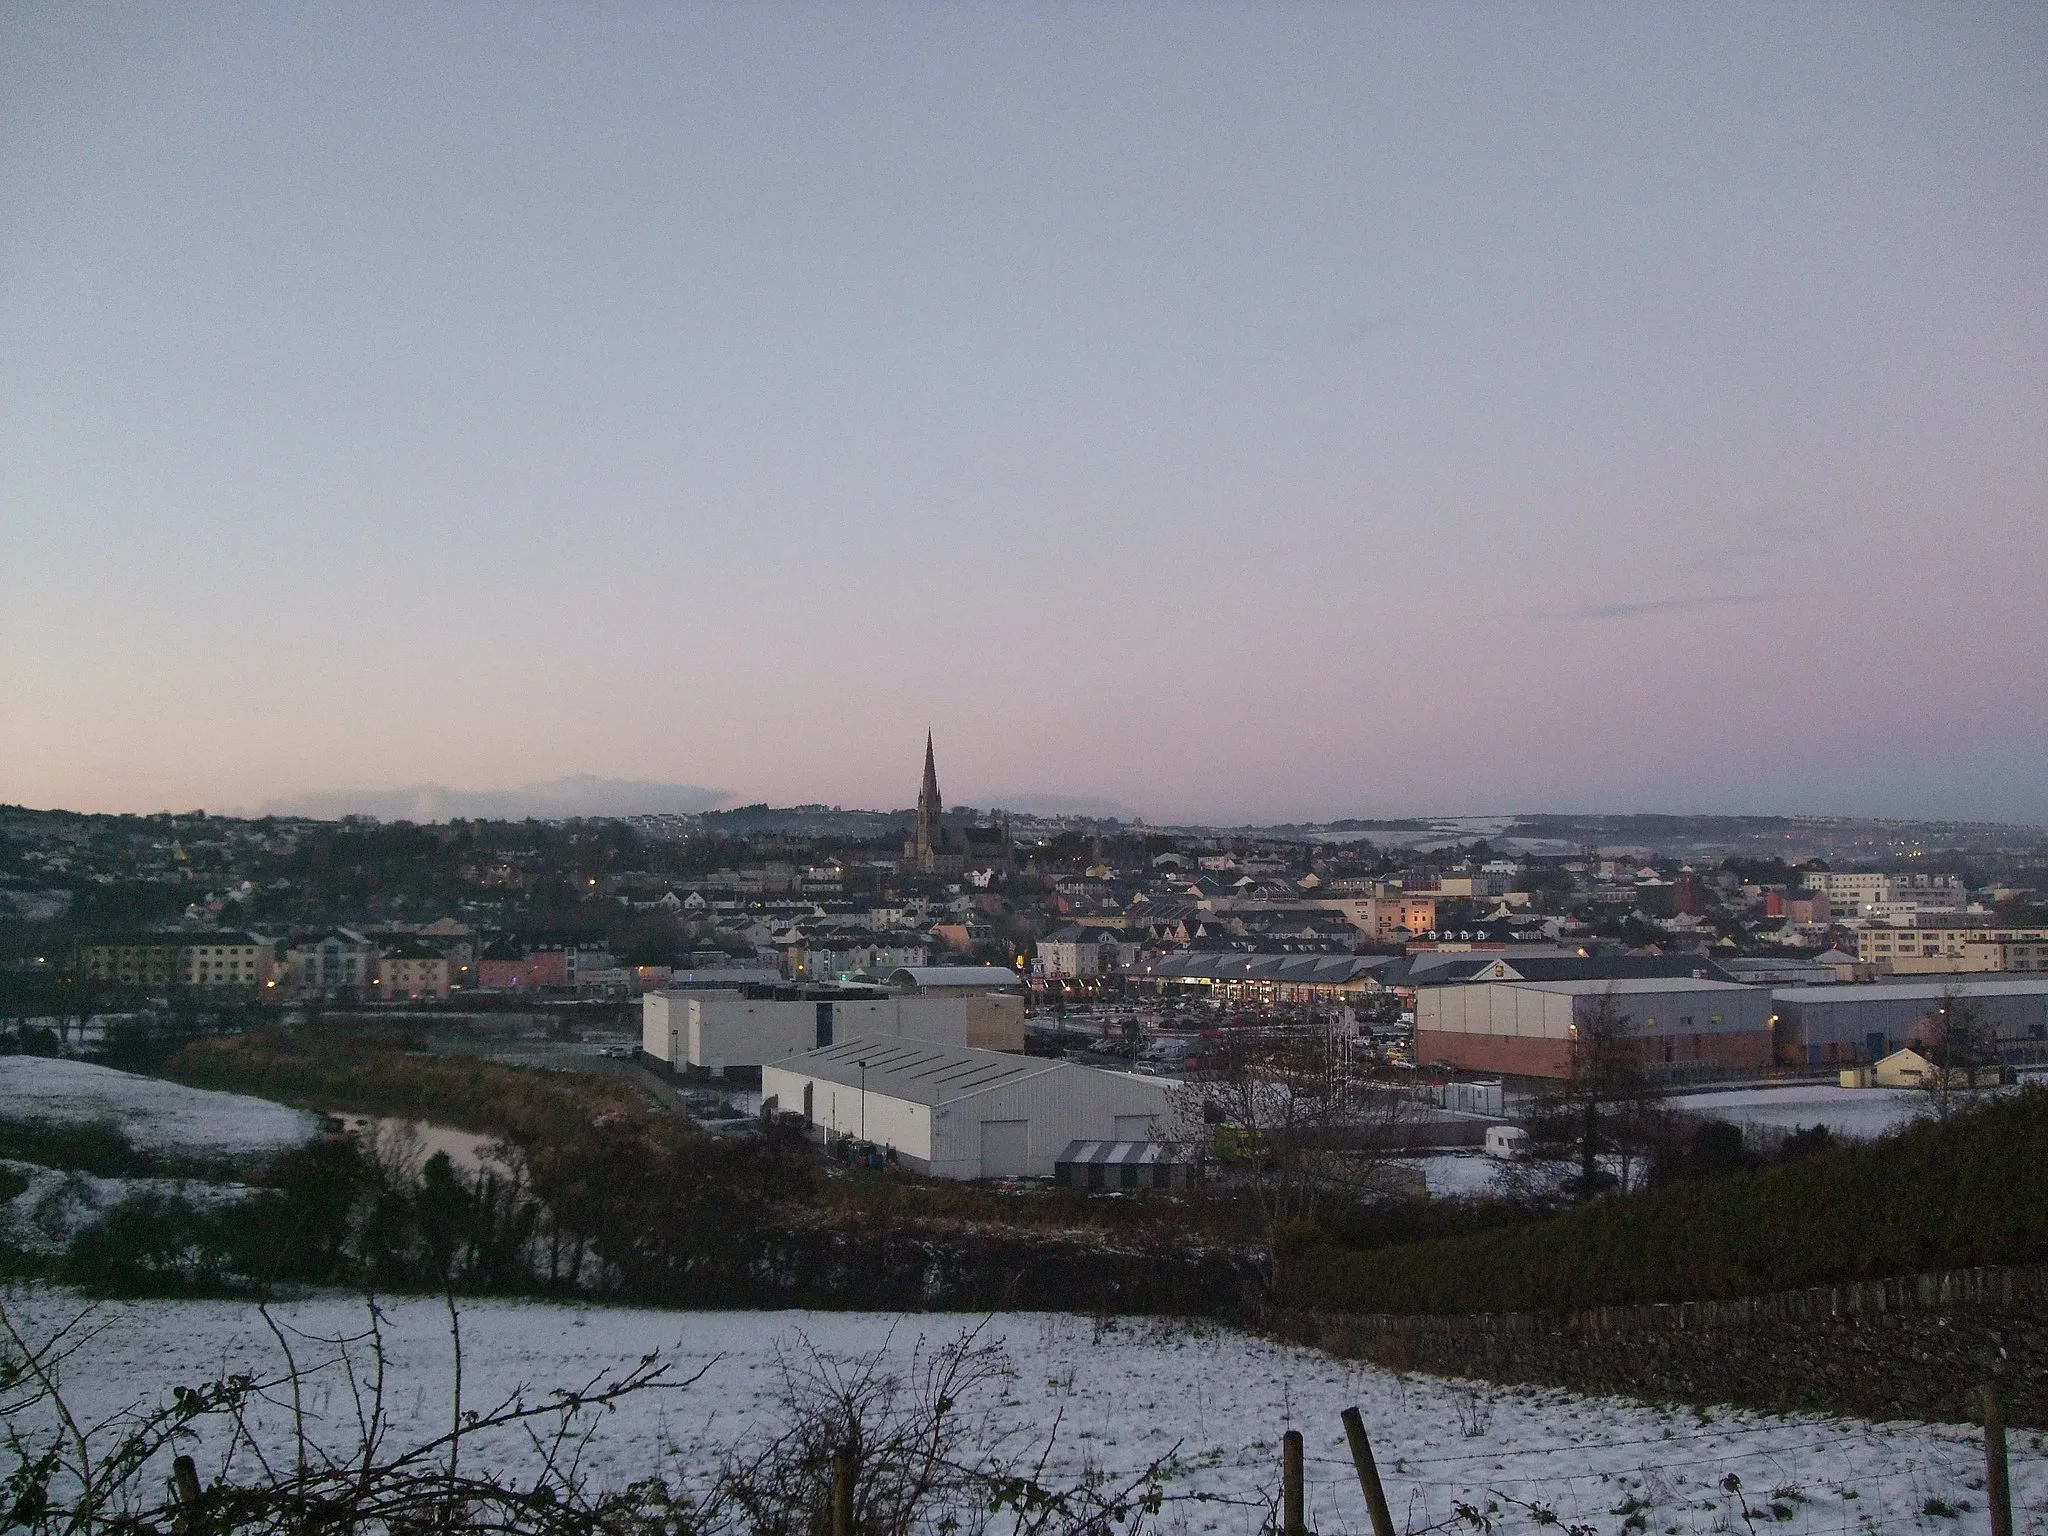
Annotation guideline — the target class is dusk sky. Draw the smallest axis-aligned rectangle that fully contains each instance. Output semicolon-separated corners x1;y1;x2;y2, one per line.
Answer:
4;5;2044;826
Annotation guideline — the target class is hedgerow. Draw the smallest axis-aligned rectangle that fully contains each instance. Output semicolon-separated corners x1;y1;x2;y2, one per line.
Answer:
1283;1087;2048;1315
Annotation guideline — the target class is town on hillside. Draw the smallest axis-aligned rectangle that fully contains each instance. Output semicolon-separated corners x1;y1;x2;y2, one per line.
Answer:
5;739;2047;1186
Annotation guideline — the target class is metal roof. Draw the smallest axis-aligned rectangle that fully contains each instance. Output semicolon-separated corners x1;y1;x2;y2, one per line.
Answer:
886;966;1024;991
1774;977;2048;1005
766;1036;1060;1105
1134;952;1392;984
1502;977;1761;996
1054;1140;1196;1167
658;968;783;989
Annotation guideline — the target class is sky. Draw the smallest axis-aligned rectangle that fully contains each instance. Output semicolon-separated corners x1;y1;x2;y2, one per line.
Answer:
3;4;2045;826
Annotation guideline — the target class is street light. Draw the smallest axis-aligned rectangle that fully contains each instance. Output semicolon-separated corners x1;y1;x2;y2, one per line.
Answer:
859;1059;868;1148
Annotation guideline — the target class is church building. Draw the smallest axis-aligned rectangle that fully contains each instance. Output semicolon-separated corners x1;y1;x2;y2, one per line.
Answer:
901;733;1013;877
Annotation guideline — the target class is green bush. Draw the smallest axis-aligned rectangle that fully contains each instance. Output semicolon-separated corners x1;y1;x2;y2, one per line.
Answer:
1285;1088;2048;1315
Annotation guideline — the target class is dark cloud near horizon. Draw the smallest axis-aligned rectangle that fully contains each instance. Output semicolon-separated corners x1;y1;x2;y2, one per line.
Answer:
1534;593;1776;623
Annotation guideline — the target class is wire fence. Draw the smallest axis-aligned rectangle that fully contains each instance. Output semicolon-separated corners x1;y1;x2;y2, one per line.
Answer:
1154;1390;2032;1536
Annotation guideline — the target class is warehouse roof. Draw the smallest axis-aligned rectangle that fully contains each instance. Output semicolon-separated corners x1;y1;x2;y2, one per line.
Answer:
1501;977;1761;996
766;1036;1059;1105
1133;952;1393;984
1774;977;2048;1005
886;966;1024;991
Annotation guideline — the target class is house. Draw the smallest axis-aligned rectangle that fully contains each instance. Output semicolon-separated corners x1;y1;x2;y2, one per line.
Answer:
476;943;569;990
1838;1047;2001;1090
762;1037;1174;1179
1037;926;1114;980
286;929;379;998
375;940;452;1001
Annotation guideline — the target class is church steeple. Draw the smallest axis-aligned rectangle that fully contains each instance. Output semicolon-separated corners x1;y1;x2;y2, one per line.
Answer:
914;730;943;871
920;730;942;819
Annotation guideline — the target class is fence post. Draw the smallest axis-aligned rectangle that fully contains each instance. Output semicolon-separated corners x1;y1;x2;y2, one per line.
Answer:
171;1455;203;1534
1282;1429;1306;1536
832;1444;856;1536
1341;1406;1397;1536
1984;1381;2012;1536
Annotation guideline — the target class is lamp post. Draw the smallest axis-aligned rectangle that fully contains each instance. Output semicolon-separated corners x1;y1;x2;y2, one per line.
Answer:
859;1059;868;1148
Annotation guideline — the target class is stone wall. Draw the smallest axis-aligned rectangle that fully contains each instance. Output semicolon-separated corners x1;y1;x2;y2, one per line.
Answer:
1287;1262;2048;1427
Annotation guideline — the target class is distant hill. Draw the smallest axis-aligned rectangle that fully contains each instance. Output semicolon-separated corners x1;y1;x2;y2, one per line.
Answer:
257;776;730;823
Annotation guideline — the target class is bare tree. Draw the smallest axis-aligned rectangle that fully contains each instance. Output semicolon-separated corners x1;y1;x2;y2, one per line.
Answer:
0;1292;700;1536
1518;991;1670;1200
1917;986;1998;1118
1173;1012;1414;1253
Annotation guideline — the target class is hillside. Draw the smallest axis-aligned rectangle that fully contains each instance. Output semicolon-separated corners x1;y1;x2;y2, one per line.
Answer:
1285;1087;2048;1316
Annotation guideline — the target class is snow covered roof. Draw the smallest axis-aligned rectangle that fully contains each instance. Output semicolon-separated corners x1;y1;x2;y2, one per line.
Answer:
1505;977;1761;996
766;1036;1060;1105
1775;977;2048;1005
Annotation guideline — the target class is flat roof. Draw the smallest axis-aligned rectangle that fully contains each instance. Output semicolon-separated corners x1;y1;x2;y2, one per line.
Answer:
1775;977;2048;1005
765;1036;1061;1105
1503;978;1763;996
886;966;1024;991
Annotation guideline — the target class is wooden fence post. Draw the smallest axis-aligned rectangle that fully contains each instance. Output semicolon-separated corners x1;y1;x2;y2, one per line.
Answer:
832;1444;856;1536
1984;1381;2012;1536
1282;1429;1306;1536
1341;1406;1397;1536
171;1455;203;1534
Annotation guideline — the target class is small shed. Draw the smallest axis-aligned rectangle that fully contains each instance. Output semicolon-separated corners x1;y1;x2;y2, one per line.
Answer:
1053;1139;1200;1192
1847;1047;2002;1089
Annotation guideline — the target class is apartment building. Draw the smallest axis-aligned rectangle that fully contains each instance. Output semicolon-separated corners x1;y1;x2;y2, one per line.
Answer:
1857;925;2048;970
77;931;276;990
1804;871;1966;914
1313;886;1438;940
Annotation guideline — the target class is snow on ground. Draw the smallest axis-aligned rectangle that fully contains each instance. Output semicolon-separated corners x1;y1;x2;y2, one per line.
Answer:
0;1057;321;1157
3;1290;2034;1536
1400;1152;1509;1199
0;1161;255;1253
1670;1086;1938;1140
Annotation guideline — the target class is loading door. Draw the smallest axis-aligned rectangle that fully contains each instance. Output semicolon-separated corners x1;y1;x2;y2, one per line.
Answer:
979;1119;1030;1178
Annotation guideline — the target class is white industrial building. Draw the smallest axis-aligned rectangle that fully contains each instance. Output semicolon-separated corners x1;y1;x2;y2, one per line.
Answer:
761;1037;1175;1179
642;981;1022;1082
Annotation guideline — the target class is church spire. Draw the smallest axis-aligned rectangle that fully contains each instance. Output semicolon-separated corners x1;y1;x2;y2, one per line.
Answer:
920;730;941;816
914;730;943;871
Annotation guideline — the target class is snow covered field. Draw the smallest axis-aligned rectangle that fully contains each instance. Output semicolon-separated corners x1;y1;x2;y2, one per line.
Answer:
1670;1086;1937;1140
0;1162;257;1253
0;1057;322;1157
4;1290;2032;1536
1402;1152;1508;1199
